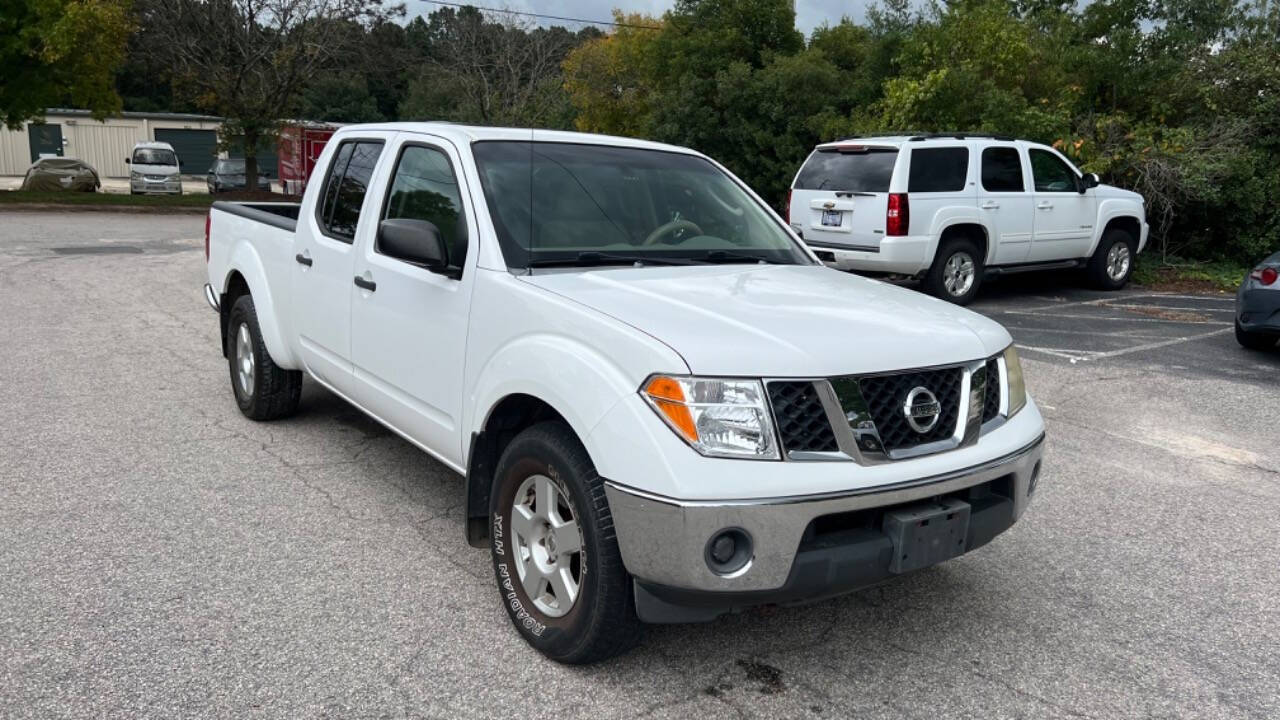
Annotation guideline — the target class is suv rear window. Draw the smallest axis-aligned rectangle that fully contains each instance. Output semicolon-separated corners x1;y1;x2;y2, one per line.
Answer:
794;147;897;193
908;147;969;192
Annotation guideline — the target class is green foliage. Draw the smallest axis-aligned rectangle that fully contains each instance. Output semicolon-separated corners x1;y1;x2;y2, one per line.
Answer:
0;0;133;129
298;72;384;124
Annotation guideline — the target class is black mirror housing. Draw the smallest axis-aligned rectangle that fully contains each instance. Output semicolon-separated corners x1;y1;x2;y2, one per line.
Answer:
1081;172;1100;192
378;218;448;271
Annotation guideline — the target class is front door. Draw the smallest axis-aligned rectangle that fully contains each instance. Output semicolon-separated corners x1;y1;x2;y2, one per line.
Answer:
292;138;386;395
28;123;63;161
977;145;1033;266
1027;148;1096;262
350;136;476;468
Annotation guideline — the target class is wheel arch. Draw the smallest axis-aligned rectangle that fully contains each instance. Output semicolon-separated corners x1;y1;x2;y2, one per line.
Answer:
218;244;298;368
1091;202;1143;256
936;222;991;265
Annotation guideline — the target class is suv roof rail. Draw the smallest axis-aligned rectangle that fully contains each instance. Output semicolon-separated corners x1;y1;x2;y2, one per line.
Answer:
905;133;1018;142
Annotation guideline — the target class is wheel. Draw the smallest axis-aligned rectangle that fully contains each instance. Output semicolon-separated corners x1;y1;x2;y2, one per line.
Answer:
1088;228;1135;290
227;294;302;420
924;238;984;305
1235;321;1276;351
489;422;641;664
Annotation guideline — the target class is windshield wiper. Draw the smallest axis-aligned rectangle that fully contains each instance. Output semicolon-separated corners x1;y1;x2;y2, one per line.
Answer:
527;251;700;268
700;250;789;265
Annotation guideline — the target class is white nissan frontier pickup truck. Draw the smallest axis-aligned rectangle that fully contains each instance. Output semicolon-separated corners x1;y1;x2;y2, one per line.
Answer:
203;123;1046;664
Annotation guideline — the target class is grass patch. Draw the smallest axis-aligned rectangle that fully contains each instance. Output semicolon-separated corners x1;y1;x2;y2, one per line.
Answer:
1132;257;1248;293
0;190;215;208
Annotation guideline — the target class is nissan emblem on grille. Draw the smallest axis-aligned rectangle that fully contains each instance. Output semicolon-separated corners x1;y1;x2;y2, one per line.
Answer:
902;387;941;433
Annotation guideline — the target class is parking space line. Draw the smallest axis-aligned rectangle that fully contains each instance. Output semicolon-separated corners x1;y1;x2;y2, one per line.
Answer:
1017;327;1232;364
1000;310;1231;325
1007;293;1235;315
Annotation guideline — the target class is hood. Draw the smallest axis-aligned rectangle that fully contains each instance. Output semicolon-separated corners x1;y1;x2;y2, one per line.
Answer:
133;164;179;176
522;264;1011;377
1096;184;1143;204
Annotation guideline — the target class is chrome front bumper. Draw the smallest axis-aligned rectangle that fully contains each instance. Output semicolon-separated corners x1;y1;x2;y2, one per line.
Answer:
604;434;1044;594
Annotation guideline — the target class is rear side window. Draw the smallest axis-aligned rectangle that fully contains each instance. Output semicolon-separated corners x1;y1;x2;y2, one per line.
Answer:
981;147;1025;192
908;147;969;192
318;140;384;242
794;147;897;192
382;145;469;274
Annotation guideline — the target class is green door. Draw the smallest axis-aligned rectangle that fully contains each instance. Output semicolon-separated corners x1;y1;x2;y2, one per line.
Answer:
153;129;218;172
28;123;63;161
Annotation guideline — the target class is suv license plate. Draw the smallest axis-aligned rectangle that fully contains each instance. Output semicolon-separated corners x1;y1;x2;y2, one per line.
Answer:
820;210;842;227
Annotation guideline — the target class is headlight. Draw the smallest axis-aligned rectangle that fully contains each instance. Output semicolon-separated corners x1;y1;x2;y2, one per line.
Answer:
641;376;779;459
130;171;142;180
1003;345;1026;417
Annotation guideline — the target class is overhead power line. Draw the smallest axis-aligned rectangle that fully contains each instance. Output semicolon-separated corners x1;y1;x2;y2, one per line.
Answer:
421;1;662;30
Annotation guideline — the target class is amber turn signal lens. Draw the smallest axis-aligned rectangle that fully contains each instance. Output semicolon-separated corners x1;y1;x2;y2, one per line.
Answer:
644;376;698;443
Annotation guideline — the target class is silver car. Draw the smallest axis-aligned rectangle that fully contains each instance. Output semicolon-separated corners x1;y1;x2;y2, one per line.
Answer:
127;142;183;195
1236;251;1280;351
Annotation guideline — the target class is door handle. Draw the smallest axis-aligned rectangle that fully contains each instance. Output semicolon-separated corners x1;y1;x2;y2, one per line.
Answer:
1037;201;1054;210
980;201;999;210
294;252;313;267
353;275;376;292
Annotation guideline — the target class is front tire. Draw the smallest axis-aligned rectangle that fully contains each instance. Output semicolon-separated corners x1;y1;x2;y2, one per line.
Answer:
1088;228;1135;290
227;295;302;420
489;422;641;664
1236;321;1276;351
924;238;984;305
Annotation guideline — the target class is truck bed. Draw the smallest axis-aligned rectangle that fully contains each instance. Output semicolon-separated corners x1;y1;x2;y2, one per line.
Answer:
211;201;301;233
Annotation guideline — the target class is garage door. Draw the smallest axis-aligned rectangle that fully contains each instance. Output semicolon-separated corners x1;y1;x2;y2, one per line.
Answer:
153;129;218;173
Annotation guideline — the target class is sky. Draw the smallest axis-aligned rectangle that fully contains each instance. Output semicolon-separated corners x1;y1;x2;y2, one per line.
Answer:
416;1;880;36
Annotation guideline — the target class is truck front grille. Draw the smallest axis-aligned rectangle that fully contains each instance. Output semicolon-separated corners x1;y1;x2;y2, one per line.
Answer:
767;381;838;453
981;357;1001;423
857;367;964;452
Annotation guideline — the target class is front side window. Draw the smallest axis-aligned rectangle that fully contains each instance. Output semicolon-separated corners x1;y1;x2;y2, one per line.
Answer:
472;142;810;269
981;147;1025;192
317;140;384;242
908;147;969;192
1029;149;1079;192
133;149;177;165
382;145;468;273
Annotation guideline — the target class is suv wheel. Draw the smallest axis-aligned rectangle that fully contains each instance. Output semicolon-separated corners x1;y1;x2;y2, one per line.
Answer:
489;422;641;664
1088;228;1135;290
924;238;984;305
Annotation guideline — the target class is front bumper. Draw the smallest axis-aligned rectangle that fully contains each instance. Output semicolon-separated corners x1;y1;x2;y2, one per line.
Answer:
131;178;182;194
605;434;1043;620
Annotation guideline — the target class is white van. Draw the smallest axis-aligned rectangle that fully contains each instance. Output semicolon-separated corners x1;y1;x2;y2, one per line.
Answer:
127;142;183;195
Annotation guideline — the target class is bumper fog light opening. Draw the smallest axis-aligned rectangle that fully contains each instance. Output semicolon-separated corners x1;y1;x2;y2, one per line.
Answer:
704;528;753;577
1028;461;1042;496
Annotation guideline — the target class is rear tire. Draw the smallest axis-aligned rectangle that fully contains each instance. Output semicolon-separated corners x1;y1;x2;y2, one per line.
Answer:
1088;228;1135;290
924;238;984;305
1236;321;1276;351
489;422;641;664
227;294;302;420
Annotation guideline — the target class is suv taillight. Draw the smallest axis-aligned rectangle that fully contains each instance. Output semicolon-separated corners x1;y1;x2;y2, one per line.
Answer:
204;211;211;262
886;193;909;236
1251;267;1278;286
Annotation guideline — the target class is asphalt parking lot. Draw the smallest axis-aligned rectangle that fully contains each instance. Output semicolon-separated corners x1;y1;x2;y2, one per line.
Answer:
1;210;1277;719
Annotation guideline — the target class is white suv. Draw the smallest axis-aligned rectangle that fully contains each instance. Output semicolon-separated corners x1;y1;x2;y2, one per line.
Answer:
788;134;1149;304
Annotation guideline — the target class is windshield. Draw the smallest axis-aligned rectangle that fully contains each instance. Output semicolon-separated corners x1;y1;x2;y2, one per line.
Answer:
218;159;246;174
133;149;177;166
471;141;809;269
794;147;897;192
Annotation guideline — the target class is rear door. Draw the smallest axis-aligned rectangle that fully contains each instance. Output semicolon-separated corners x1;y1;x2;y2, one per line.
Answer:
978;145;1034;265
789;144;899;251
291;136;388;395
1027;147;1096;262
348;134;476;466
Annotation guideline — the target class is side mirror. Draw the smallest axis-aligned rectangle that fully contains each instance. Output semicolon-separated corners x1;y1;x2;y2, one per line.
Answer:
124;158;130;164
378;218;448;271
1081;172;1100;192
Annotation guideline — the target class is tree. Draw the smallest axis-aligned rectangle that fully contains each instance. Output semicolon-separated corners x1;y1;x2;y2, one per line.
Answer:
562;12;663;138
0;0;132;128
298;71;383;123
140;0;401;189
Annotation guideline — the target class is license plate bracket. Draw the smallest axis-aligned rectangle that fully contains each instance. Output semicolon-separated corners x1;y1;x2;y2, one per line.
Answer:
820;209;843;227
884;498;971;574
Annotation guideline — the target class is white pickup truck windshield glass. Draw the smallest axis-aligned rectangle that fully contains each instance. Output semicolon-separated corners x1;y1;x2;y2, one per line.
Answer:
471;141;810;269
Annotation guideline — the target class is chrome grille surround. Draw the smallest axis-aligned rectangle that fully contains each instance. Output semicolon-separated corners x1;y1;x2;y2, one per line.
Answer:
765;353;1009;464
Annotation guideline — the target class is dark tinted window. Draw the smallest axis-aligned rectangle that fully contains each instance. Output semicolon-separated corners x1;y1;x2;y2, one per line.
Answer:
319;141;383;241
383;145;468;273
794;148;897;192
133;149;177;165
981;147;1025;192
1029;149;1079;192
908;147;969;192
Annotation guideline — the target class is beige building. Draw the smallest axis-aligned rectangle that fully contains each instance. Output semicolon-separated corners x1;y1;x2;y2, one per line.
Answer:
0;109;225;178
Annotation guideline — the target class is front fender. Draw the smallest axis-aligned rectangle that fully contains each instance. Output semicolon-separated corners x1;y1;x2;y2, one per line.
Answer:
1090;200;1146;256
222;240;298;369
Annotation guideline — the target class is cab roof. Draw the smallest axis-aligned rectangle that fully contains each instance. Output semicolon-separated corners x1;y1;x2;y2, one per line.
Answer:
329;122;705;158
